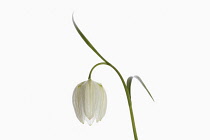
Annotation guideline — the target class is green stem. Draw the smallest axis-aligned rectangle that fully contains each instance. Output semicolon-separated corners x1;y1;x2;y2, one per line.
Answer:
89;62;138;140
88;62;107;79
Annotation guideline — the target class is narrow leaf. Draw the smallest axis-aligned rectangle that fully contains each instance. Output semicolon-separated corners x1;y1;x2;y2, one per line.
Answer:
72;14;109;63
127;75;154;101
134;75;155;101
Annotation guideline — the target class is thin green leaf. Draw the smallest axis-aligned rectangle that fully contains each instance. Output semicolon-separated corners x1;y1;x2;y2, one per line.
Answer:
134;75;155;102
126;75;154;101
72;14;109;64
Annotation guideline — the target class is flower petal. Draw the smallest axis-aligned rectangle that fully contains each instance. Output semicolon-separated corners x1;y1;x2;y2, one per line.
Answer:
85;117;95;126
72;82;85;124
83;80;97;120
96;84;107;122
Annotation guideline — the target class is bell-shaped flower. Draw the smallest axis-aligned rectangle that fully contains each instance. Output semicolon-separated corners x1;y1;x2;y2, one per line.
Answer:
72;79;107;126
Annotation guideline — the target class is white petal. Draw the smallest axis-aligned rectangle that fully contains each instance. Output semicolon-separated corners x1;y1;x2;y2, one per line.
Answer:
72;82;85;124
96;84;107;122
83;79;97;120
85;116;95;126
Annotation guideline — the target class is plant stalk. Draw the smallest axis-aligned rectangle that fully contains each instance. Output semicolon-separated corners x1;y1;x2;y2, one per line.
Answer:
89;63;138;140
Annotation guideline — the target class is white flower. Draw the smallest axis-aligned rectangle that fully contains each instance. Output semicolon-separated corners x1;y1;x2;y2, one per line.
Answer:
72;79;107;126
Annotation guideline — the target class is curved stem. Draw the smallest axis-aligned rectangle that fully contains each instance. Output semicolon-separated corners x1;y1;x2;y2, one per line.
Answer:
89;62;138;140
88;62;107;79
107;63;138;140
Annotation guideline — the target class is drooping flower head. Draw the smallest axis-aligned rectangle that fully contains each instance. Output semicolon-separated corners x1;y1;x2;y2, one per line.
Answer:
72;79;107;126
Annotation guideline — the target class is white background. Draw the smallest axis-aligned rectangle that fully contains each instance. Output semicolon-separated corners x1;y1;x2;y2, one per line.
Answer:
0;0;210;140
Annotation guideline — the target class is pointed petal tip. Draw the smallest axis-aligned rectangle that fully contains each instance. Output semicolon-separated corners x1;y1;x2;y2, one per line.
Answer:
86;117;95;126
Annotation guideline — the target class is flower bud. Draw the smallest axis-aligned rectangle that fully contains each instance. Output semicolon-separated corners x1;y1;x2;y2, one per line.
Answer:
72;79;107;125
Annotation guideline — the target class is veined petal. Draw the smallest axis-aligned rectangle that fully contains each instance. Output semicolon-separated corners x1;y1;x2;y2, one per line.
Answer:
72;82;85;124
96;84;107;122
83;79;97;120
